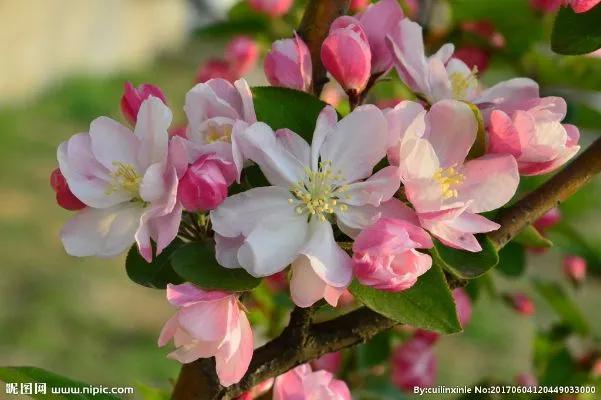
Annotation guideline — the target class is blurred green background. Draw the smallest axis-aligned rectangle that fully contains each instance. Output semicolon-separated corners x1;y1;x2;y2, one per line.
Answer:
0;0;600;398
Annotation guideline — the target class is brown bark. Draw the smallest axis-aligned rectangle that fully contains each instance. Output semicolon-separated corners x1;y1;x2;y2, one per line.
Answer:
297;0;350;95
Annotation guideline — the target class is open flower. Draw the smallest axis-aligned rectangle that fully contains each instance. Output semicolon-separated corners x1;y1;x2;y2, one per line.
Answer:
57;97;185;261
488;95;580;175
352;216;433;292
386;99;519;251
184;78;256;177
273;364;351;400
264;34;312;92
159;284;253;387
211;105;400;307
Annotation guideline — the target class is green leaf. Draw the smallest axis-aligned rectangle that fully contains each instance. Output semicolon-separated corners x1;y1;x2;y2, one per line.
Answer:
125;239;184;289
356;331;392;368
514;225;553;248
430;236;499;279
551;5;601;55
533;280;590;335
0;366;121;399
349;263;461;334
522;50;601;92
496;242;526;278
171;242;261;291
195;17;269;38
252;86;328;141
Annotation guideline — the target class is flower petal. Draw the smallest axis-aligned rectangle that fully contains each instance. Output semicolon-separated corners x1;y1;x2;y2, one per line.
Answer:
215;310;254;387
298;219;352;287
215;234;245;269
457;154;519;213
61;204;142;257
290;256;345;308
319;105;388;182
275;128;311;166
343;166;400;206
89;117;139;170
311;106;338;172
134;96;172;169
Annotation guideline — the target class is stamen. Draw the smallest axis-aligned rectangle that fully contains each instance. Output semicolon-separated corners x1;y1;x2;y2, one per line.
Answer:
449;66;478;99
433;165;465;200
206;122;233;143
106;162;142;198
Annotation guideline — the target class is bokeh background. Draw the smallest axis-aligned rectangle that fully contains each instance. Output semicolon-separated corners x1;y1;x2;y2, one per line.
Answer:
0;0;600;398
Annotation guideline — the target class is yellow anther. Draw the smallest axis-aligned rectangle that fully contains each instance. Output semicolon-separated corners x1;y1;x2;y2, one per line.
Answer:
433;165;465;200
449;66;478;99
106;162;141;198
206;122;233;143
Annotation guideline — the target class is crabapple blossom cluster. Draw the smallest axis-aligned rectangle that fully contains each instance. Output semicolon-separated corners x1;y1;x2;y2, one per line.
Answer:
51;0;582;392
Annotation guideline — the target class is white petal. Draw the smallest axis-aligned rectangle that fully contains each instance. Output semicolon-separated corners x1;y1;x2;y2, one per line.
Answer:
61;204;143;257
336;204;380;238
237;122;305;187
89;117;139;171
234;79;257;123
319;105;388;183
210;186;297;238
238;214;309;277
298;219;352;287
343;166;400;206
290;256;331;308
134;96;171;169
215;234;245;269
276;128;311;166
311;106;338;171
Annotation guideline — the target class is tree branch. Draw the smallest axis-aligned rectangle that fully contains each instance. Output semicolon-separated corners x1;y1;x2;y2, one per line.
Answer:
298;0;350;95
173;137;601;400
489;137;601;249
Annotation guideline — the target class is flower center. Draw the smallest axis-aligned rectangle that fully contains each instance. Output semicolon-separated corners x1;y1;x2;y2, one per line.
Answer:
433;165;465;200
289;161;348;221
449;67;478;99
106;162;142;199
206;121;233;144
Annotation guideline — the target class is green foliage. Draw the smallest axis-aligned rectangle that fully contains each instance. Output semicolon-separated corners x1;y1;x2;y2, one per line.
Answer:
349;264;461;334
0;366;121;399
513;225;553;248
356;331;392;368
171;242;261;291
496;242;526;278
451;0;544;56
551;6;601;55
252;86;328;141
125;239;184;289
533;280;590;335
430;236;499;279
195;2;269;38
522;50;601;92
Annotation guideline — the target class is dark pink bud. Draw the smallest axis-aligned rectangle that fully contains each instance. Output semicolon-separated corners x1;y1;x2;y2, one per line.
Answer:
311;352;343;374
453;288;472;328
247;0;293;17
120;82;166;125
453;47;490;73
460;20;506;48
350;0;369;13
50;168;86;211
226;36;260;77
413;330;440;345
533;207;561;232
506;293;535;316
530;0;563;13
563;255;587;284
321;17;371;92
195;59;236;83
515;373;538;387
391;336;437;391
177;154;236;212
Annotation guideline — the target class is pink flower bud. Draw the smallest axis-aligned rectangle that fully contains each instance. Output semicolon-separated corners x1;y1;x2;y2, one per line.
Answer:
533;207;561;232
413;329;440;345
453;288;472;328
196;59;236;83
352;218;433;292
453;46;490;73
321;17;371;92
50;168;86;211
566;0;601;13
515;373;538;387
350;0;369;13
273;364;351;400
563;255;587;284
247;0;293;17
460;21;506;49
506;293;535;316
177;154;236;212
226;36;260;77
391;336;437;391
264;34;312;92
320;82;346;106
120;82;166;125
311;352;343;374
